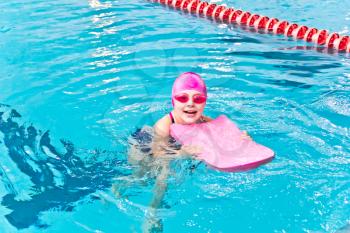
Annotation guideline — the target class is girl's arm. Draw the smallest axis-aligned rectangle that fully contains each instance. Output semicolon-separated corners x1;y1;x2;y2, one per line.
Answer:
153;114;204;157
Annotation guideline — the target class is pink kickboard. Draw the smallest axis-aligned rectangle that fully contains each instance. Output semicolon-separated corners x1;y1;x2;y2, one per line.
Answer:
170;115;274;172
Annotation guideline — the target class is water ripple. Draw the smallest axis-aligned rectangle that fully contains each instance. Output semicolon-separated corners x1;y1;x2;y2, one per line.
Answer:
0;0;350;232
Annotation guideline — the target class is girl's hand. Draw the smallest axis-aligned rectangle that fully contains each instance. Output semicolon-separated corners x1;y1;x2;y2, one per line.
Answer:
181;145;202;156
241;131;252;140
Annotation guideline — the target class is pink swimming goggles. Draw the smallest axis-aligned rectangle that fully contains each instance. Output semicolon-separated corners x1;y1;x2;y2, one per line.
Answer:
174;93;207;104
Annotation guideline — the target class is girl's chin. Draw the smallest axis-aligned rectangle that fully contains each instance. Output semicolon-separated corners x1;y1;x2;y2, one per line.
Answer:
181;115;200;124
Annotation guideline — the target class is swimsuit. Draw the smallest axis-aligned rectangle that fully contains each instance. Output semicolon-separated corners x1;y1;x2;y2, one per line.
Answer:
169;112;175;124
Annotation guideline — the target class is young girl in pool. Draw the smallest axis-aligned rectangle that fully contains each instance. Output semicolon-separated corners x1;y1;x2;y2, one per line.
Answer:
143;72;251;232
141;72;209;232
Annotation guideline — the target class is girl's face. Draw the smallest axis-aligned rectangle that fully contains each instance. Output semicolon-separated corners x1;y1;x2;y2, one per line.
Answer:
173;90;206;124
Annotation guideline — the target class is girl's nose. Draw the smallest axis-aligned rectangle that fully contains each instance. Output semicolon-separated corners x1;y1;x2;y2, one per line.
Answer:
186;98;194;106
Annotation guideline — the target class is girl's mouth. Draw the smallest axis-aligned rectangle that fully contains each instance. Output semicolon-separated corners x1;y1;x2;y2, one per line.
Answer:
183;110;197;117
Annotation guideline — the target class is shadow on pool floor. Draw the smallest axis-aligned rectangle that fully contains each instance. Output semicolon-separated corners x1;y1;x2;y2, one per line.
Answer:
0;103;128;229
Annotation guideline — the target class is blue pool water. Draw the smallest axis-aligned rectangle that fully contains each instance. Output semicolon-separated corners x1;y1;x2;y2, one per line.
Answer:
1;0;350;232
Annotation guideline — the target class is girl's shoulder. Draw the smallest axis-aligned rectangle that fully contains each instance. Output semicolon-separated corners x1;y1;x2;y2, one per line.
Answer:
153;114;172;137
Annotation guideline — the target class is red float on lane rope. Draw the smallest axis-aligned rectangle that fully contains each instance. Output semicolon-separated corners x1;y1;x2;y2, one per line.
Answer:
151;0;350;52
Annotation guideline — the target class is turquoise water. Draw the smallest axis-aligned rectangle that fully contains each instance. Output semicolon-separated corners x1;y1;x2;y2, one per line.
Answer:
1;0;350;232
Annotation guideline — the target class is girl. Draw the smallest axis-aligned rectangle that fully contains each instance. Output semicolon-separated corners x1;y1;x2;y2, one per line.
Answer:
144;72;251;232
143;72;210;232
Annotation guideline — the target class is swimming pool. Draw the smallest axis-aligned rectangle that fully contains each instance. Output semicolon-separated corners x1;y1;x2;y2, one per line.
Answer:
0;0;349;232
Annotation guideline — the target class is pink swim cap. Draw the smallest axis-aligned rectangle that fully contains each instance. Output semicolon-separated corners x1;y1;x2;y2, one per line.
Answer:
171;72;207;105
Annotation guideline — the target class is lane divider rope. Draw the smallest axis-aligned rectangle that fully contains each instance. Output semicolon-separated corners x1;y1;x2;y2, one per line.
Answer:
150;0;350;52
